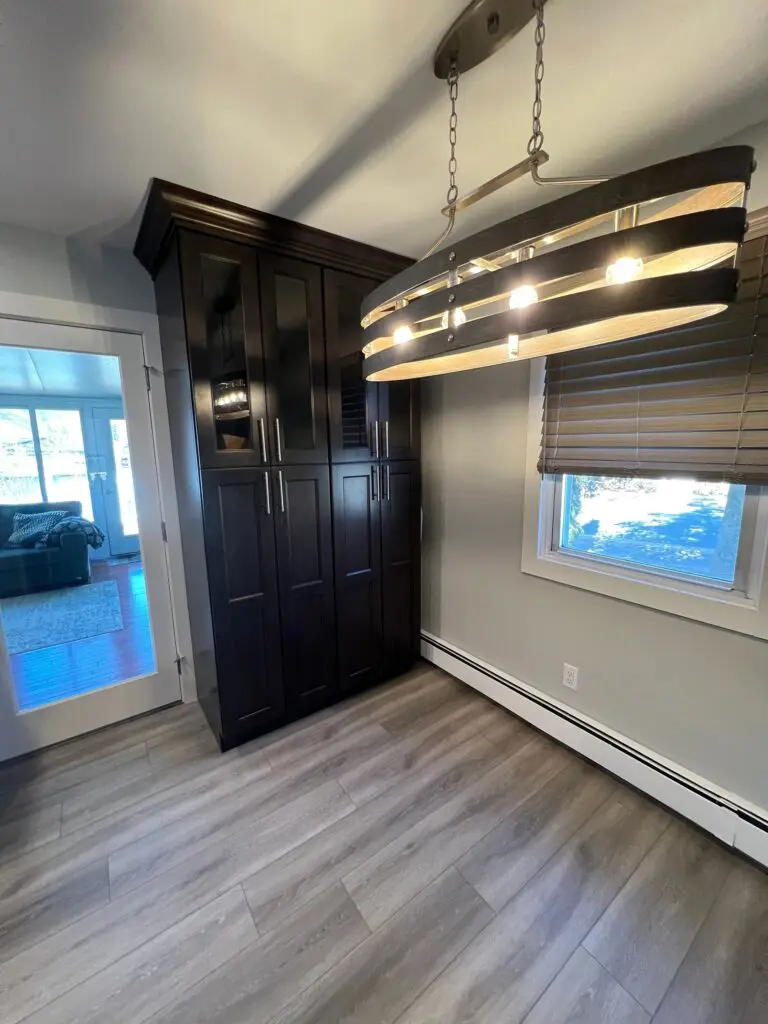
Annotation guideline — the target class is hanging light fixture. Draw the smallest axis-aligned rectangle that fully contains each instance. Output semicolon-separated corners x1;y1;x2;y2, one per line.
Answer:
361;0;754;381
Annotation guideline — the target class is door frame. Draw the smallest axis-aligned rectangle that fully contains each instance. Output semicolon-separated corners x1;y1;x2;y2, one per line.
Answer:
0;289;194;725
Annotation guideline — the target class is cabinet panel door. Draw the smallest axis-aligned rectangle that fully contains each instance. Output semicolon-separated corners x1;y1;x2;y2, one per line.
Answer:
379;381;420;461
180;233;269;470
325;270;380;464
273;464;337;716
202;468;284;734
381;460;420;676
331;462;383;694
260;255;328;464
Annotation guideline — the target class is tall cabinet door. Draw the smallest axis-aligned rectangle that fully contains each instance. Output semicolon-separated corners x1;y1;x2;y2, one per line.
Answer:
381;461;421;676
379;382;420;461
332;462;383;694
324;270;380;463
260;255;329;465
273;464;337;716
202;468;284;741
180;233;269;469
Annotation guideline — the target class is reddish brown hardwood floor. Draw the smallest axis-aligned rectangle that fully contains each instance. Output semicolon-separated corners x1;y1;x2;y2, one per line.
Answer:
9;560;154;711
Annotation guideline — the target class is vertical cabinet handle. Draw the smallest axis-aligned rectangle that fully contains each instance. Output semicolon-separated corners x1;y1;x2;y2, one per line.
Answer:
385;420;390;458
263;470;271;515
258;418;267;463
371;465;379;502
385;463;391;502
278;469;286;513
275;418;283;462
373;420;380;459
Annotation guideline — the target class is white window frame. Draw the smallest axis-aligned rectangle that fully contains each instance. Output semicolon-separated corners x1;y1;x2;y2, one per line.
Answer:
522;358;768;640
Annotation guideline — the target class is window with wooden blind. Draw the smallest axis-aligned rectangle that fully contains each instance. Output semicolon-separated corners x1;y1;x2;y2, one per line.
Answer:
522;226;768;639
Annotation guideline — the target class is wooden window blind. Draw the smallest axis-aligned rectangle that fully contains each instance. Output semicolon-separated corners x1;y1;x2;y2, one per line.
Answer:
538;233;768;483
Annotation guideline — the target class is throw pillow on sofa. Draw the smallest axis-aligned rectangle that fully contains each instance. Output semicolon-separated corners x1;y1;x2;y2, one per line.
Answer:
5;510;68;548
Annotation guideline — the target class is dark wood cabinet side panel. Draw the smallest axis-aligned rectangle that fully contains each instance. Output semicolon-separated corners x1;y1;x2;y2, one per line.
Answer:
381;461;421;675
275;465;337;715
202;469;284;735
155;244;220;741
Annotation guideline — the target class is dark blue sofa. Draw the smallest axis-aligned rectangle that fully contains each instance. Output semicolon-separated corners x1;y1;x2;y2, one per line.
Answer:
0;501;91;599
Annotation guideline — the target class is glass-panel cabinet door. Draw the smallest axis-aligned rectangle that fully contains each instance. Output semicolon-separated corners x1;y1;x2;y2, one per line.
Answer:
324;269;380;464
180;234;268;469
260;254;328;464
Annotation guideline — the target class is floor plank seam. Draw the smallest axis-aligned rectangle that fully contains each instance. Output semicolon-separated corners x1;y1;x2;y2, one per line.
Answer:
577;941;657;1019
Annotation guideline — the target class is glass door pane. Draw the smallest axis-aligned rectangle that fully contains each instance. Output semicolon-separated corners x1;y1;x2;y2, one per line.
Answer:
0;409;43;504
110;418;139;537
36;408;93;520
274;273;314;452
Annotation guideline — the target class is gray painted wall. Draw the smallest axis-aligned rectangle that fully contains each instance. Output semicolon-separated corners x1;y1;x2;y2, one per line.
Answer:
0;222;155;314
421;362;768;810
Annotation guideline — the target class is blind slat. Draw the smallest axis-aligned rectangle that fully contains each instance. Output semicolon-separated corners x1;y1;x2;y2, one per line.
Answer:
539;233;768;483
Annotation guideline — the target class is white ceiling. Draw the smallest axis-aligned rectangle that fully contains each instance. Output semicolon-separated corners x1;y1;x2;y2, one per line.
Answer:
0;347;122;399
1;0;767;258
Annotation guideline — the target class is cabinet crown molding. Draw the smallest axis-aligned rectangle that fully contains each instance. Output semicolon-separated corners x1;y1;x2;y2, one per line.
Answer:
134;178;412;281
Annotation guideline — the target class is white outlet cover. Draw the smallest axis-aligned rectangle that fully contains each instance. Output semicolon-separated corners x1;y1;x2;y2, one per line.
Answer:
562;663;579;690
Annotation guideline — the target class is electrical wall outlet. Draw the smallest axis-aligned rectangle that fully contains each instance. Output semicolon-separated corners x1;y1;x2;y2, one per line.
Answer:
562;663;579;691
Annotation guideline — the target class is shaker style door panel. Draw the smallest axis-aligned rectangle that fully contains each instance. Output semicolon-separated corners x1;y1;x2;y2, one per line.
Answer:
381;461;420;675
273;465;337;716
180;233;269;469
379;381;420;461
260;254;329;464
332;462;383;693
202;468;284;732
325;269;380;463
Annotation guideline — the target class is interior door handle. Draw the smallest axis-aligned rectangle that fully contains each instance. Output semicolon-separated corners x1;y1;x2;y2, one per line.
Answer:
278;469;286;513
275;418;283;462
263;470;271;515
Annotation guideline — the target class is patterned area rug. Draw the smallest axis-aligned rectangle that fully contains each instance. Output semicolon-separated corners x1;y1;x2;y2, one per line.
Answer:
0;580;124;655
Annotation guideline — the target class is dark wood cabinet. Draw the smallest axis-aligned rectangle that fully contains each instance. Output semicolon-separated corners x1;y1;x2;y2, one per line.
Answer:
332;462;383;694
136;179;419;749
180;234;269;470
325;268;419;464
332;459;420;695
260;255;329;465
202;468;284;740
273;464;337;715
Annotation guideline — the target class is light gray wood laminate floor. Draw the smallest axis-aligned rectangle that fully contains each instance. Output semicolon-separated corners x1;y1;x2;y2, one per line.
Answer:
1;663;766;1023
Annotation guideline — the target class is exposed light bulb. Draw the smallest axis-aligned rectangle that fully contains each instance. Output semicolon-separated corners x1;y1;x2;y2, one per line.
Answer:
441;307;467;330
606;255;644;285
507;334;520;360
508;284;539;309
393;325;414;345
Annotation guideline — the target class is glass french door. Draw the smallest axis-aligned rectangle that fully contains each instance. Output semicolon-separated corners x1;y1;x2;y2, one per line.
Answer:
0;321;180;760
92;405;140;557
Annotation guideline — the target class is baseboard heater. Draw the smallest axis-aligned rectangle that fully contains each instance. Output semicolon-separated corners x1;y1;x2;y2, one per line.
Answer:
421;630;768;871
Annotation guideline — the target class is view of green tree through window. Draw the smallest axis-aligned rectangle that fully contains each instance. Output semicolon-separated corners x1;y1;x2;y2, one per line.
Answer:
559;475;746;586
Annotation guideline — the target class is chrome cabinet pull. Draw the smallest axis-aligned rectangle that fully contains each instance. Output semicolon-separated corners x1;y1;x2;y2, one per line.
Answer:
373;420;380;459
263;470;271;515
275;418;283;462
385;419;390;458
258;418;267;463
371;465;379;502
385;463;391;501
278;469;286;513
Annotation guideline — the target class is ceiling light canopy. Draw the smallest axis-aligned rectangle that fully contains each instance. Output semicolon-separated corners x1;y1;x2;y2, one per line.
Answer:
360;0;754;382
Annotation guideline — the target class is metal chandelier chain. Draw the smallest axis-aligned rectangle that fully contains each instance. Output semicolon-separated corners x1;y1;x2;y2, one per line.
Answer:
527;0;546;160
446;60;460;210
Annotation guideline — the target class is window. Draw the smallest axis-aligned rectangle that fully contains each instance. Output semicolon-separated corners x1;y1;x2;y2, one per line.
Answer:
36;408;93;520
555;475;751;590
522;360;768;640
0;408;43;504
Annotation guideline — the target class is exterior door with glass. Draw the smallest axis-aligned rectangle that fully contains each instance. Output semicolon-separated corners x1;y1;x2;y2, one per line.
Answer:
92;405;140;557
0;320;181;761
